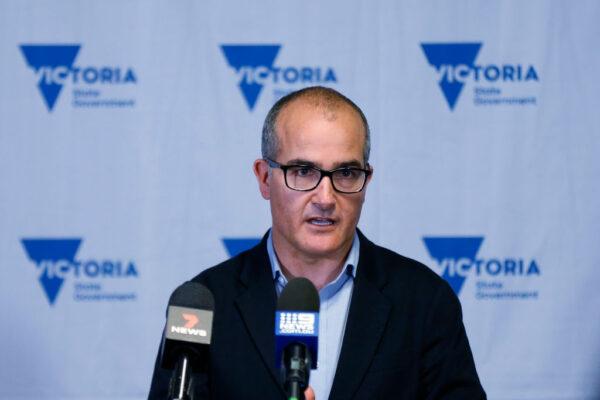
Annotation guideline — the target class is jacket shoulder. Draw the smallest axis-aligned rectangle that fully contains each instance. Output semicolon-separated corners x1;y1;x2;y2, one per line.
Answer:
190;252;243;286
188;237;269;293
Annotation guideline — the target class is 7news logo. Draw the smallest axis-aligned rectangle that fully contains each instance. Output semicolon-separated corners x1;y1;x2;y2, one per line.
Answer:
423;236;541;300
170;312;207;337
19;44;137;112
220;44;338;111
420;42;539;111
20;238;139;305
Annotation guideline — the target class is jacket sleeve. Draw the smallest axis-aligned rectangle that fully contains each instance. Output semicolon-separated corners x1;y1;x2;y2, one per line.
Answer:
419;282;487;400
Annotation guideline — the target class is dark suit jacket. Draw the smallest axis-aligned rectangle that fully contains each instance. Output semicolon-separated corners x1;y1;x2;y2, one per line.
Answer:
148;231;486;399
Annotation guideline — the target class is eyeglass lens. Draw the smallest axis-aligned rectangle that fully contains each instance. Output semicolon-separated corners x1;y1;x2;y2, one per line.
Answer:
285;166;366;192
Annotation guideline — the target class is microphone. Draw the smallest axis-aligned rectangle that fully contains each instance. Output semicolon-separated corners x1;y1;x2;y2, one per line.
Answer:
275;278;320;400
160;281;215;400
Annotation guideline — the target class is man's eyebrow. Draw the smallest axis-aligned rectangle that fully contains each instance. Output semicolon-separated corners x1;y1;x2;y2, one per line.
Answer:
331;160;364;169
285;158;317;166
285;159;364;169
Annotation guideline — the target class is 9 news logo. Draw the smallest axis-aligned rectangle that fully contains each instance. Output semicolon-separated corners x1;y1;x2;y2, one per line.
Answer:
277;312;317;335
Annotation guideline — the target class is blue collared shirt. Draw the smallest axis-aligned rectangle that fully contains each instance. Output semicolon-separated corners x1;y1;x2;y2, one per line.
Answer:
267;230;359;400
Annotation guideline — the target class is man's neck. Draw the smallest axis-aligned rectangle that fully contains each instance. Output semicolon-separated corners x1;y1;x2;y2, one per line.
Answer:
271;233;353;291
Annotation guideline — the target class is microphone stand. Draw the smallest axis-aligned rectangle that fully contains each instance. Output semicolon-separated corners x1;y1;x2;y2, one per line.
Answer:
283;344;311;400
170;354;192;400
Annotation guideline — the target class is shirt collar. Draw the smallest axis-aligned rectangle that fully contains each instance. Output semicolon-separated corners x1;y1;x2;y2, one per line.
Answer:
267;230;360;299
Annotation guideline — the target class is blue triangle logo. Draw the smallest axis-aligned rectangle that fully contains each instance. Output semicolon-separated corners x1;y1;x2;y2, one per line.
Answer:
421;43;482;110
21;238;82;305
422;236;484;295
19;44;81;111
220;45;281;110
222;238;261;257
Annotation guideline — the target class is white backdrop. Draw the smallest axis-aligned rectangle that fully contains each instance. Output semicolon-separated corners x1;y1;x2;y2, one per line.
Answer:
1;1;599;399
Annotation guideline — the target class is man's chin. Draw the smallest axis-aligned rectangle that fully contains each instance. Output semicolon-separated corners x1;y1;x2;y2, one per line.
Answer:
300;236;350;258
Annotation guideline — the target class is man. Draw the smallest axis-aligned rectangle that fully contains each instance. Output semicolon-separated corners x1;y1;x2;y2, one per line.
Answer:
149;86;486;399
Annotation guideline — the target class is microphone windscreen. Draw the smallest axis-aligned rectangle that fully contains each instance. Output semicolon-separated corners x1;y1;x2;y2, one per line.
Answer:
275;278;320;370
277;277;319;312
168;281;215;311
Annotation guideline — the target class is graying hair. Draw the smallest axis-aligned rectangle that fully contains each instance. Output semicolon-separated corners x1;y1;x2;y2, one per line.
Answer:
261;86;371;164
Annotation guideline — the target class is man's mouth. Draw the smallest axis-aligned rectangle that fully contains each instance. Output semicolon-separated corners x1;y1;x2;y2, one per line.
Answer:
308;218;335;226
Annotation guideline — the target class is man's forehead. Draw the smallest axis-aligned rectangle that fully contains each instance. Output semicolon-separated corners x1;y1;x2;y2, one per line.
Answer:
276;97;362;129
276;100;364;143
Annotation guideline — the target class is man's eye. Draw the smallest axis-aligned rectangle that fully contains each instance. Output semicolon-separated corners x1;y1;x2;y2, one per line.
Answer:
292;167;315;177
337;168;357;179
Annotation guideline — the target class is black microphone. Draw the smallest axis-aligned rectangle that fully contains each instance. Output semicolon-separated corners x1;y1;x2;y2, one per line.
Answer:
160;281;215;400
275;278;320;400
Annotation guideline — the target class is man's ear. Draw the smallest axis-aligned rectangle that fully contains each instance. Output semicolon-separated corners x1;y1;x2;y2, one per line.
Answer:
365;163;374;186
253;159;271;200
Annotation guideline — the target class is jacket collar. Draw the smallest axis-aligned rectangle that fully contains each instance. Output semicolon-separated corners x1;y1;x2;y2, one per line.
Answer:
329;230;392;399
234;232;283;392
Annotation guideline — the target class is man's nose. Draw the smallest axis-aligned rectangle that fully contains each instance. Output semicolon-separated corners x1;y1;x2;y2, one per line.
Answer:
312;175;336;209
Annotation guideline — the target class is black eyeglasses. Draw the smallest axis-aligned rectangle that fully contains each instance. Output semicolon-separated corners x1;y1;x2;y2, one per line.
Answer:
266;158;371;193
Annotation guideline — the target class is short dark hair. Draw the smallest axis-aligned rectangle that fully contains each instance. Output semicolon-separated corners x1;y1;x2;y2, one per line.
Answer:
261;86;371;163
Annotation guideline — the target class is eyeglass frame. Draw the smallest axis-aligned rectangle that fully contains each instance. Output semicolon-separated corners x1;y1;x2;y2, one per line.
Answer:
265;158;372;194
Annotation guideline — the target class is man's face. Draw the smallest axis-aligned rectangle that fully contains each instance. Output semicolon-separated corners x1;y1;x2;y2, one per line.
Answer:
254;99;372;261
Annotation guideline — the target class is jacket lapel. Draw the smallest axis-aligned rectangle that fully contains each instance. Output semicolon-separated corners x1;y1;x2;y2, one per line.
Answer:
233;235;283;392
329;232;392;399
